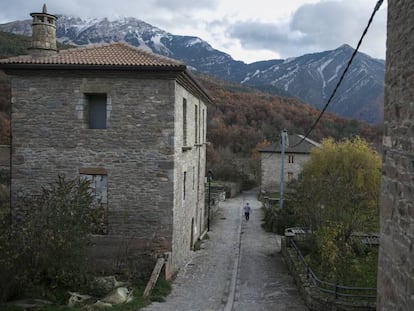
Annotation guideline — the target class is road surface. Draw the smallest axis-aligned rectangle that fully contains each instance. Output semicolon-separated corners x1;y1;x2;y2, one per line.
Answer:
142;189;308;311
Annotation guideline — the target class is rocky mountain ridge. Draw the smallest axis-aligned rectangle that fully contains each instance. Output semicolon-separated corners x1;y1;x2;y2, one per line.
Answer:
0;15;384;123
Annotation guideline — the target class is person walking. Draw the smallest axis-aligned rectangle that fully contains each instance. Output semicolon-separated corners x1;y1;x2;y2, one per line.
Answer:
243;202;251;220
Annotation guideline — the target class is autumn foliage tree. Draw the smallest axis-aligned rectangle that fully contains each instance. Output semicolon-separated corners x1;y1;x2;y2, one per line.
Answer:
200;74;382;186
291;137;381;285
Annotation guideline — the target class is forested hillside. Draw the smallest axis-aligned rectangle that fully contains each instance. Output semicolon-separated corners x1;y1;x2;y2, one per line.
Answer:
197;73;382;182
0;32;382;184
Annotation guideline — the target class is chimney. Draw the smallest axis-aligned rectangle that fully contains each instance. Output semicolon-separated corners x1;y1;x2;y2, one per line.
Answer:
28;4;58;57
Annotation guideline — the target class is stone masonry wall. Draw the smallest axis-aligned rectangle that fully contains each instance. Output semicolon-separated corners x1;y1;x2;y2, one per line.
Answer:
172;83;207;271
377;1;414;309
10;70;177;276
261;152;309;193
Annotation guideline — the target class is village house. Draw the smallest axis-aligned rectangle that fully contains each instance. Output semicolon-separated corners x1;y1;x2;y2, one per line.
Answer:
259;134;320;193
0;5;213;278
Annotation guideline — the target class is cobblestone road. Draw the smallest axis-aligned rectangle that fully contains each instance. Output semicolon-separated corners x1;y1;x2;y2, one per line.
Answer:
142;190;308;311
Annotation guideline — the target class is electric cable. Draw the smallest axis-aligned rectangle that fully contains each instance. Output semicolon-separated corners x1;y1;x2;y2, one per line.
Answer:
289;0;384;148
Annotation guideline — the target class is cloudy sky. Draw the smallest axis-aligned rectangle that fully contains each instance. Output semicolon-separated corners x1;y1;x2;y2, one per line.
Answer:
0;0;387;63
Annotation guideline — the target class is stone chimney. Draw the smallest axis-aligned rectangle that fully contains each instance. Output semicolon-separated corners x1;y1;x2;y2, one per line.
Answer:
28;4;58;57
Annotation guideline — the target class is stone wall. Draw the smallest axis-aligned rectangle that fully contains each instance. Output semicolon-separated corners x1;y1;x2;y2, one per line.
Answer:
172;82;207;271
8;69;206;277
377;1;414;310
261;152;310;193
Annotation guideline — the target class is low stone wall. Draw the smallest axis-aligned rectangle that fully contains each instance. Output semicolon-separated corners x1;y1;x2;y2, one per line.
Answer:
281;237;376;311
217;181;241;198
206;186;226;215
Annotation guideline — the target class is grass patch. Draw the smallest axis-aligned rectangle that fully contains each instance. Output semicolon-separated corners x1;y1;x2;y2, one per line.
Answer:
193;232;211;251
193;239;202;251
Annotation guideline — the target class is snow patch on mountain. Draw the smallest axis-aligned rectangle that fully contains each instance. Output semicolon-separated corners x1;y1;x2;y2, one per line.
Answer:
316;58;333;98
0;16;385;123
186;38;202;47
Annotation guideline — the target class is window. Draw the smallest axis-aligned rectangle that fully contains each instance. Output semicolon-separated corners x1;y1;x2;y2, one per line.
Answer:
183;171;187;200
288;155;294;163
80;169;108;235
288;172;294;182
87;93;107;129
202;109;205;143
195;104;198;144
192;166;195;190
183;98;187;146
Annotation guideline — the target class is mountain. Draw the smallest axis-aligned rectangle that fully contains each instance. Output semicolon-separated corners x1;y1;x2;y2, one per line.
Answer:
242;45;385;123
0;16;384;123
0;31;382;150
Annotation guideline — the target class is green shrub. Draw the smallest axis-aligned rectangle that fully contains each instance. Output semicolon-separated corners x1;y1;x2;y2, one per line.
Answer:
262;199;301;234
0;176;95;302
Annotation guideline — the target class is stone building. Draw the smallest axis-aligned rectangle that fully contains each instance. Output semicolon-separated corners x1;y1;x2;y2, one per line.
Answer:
258;134;320;193
377;1;414;309
0;5;213;277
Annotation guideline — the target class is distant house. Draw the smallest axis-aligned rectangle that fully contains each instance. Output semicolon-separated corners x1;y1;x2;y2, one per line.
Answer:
0;5;213;278
259;134;320;193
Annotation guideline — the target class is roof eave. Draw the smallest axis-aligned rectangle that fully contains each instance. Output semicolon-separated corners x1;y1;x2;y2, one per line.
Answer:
178;70;215;105
0;63;187;72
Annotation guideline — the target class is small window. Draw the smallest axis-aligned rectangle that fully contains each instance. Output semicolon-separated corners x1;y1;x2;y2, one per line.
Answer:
288;172;294;182
183;171;187;200
192;166;195;190
87;94;107;129
202;109;205;143
183;98;187;146
288;155;294;163
195;104;198;144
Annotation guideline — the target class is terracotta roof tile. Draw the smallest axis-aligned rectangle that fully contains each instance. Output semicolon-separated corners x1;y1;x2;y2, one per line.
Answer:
0;42;185;68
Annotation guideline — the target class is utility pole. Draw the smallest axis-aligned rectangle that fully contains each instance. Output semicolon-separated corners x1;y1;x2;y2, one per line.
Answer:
280;129;287;209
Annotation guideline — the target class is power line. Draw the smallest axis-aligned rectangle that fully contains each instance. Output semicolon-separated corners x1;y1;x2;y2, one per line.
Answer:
290;0;384;148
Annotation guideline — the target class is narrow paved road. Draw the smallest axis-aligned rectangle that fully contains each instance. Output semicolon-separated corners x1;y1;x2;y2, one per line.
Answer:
142;193;242;311
142;190;308;311
233;190;308;310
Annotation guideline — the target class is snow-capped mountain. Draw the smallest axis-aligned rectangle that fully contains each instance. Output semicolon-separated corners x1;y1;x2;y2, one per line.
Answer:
0;16;384;123
242;45;385;123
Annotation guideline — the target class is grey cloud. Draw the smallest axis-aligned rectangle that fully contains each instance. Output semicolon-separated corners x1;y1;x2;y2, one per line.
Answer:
154;0;217;11
228;21;314;56
291;2;367;48
0;0;218;23
226;0;387;59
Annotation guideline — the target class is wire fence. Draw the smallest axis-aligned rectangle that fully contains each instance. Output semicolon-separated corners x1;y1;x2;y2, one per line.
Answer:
288;238;377;300
262;197;377;300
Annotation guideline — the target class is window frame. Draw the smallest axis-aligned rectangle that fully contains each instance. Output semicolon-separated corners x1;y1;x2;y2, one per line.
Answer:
86;93;108;129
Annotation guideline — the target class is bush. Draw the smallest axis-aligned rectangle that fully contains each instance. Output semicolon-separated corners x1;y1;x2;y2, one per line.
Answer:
297;225;378;287
262;199;301;234
0;176;95;302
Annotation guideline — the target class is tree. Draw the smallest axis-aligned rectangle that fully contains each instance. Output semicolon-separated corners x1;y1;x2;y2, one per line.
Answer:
292;137;381;284
294;137;381;234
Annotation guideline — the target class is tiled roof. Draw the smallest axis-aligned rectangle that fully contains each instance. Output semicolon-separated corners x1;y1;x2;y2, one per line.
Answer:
0;42;185;68
259;135;320;154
